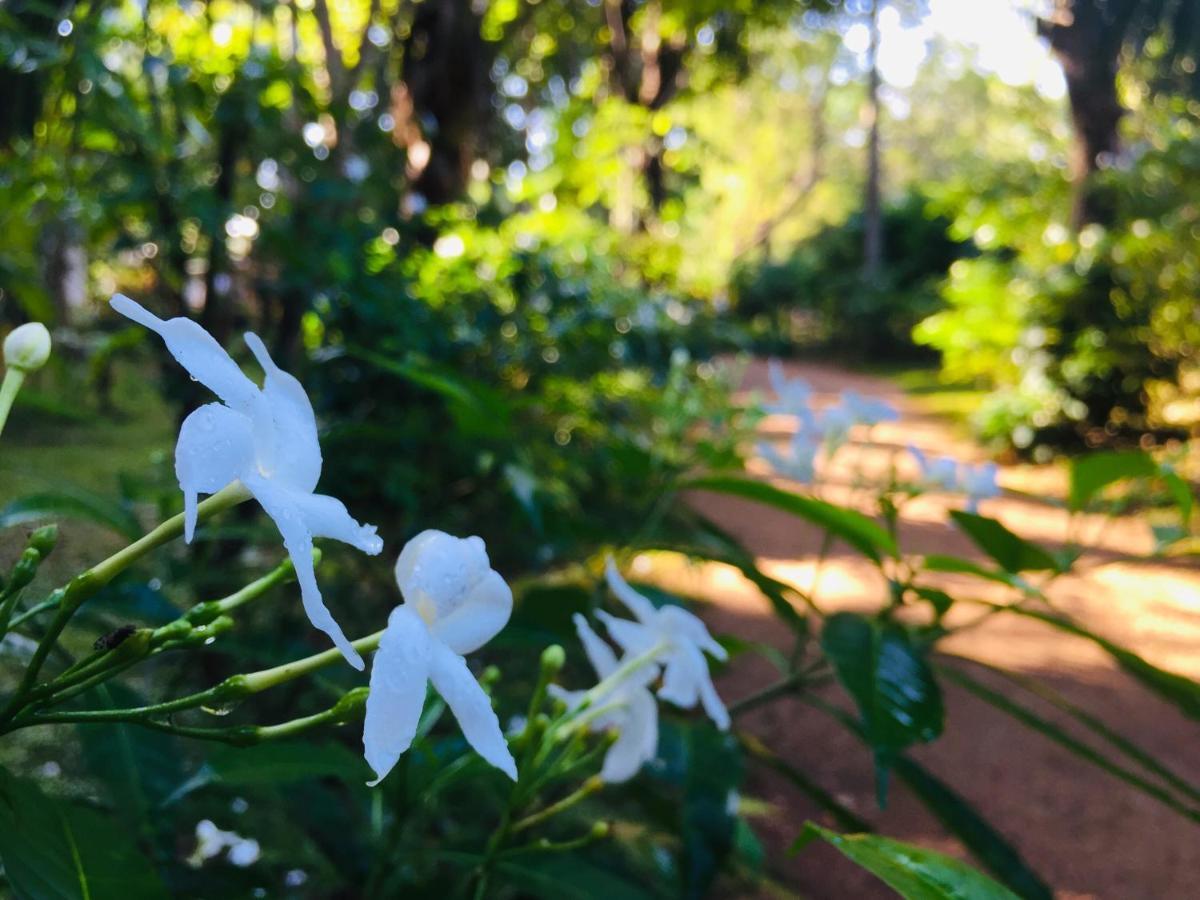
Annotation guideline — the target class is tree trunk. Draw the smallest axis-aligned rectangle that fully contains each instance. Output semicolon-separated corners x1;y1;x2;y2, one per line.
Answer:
395;0;493;206
862;0;884;282
1039;1;1128;228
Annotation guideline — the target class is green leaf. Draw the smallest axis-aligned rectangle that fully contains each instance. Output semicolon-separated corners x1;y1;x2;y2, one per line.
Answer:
804;696;1051;897
497;855;662;900
938;665;1200;824
921;555;1026;591
0;489;142;540
949;512;1059;573
793;823;1020;900
1002;607;1200;723
890;757;1052;900
738;733;873;833
684;476;897;562
0;768;167;899
631;539;808;635
1069;451;1158;511
1161;470;1194;525
913;587;954;618
821;613;944;800
165;741;368;805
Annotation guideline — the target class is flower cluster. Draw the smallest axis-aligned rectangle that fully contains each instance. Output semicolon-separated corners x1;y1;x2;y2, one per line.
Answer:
113;296;729;790
759;360;899;484
552;559;729;784
909;445;1001;512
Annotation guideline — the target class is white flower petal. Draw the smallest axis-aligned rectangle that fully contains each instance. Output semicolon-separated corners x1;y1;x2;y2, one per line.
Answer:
664;607;727;662
290;492;383;556
604;558;657;623
395;531;512;653
600;690;658;783
246;476;364;670
572;613;618;679
243;332;322;492
428;641;517;780
110;295;260;414
658;645;701;709
595;611;658;656
431;569;511;655
364;606;433;785
698;662;731;731
175;403;254;541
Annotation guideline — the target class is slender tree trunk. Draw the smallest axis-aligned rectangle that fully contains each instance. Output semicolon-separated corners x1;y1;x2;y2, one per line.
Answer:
862;0;884;282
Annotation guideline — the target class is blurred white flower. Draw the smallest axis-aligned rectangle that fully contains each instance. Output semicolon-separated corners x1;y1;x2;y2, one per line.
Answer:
759;431;819;484
765;360;813;418
839;389;899;427
552;614;659;783
909;445;960;492
3;322;51;373
363;530;517;784
816;402;856;455
227;838;261;867
109;295;382;670
598;559;729;730
960;461;1000;513
191;820;259;868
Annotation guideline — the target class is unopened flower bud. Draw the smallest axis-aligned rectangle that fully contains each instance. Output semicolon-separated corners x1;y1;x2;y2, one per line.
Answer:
29;524;58;556
3;323;51;373
540;643;566;677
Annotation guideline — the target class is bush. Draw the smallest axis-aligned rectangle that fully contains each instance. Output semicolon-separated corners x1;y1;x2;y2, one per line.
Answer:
733;192;966;358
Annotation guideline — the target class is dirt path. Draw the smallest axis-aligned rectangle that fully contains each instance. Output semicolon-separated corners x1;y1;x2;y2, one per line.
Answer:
664;359;1200;899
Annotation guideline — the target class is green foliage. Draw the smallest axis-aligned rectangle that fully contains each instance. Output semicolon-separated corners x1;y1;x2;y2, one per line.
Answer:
793;823;1021;900
734;193;967;357
0;767;168;899
916;89;1200;448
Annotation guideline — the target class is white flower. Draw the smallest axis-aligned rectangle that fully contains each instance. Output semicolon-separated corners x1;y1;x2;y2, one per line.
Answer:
960;461;1000;513
3;322;51;372
552;614;659;784
909;445;959;492
597;559;729;730
759;431;819;484
765;360;814;418
109;295;382;670
191;820;258;867
363;530;517;785
839;389;899;427
227;837;261;868
816;402;856;455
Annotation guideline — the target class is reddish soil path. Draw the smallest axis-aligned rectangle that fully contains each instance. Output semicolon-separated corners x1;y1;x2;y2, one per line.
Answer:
660;359;1200;898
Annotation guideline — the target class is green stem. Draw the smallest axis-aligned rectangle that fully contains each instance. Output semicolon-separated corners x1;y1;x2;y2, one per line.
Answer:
0;369;26;440
7;629;384;733
497;822;610;859
0;481;251;725
728;672;804;718
510;775;604;834
6;596;63;631
569;640;666;717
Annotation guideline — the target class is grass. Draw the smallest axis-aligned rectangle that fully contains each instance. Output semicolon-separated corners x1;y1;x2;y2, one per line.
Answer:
0;360;174;584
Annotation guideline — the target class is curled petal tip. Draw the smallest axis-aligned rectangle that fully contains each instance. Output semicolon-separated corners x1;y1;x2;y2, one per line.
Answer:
359;527;383;555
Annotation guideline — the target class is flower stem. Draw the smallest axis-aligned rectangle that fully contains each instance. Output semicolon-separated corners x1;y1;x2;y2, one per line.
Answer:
0;369;26;440
510;775;604;834
0;482;252;726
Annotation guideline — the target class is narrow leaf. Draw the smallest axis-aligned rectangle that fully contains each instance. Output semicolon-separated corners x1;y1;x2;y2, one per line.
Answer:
949;512;1059;573
685;476;897;562
793;822;1020;900
1069;451;1158;511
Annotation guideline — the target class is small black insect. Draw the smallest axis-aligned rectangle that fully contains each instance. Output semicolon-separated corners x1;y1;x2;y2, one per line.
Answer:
94;624;138;651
